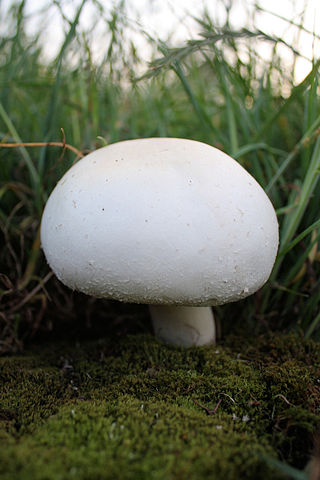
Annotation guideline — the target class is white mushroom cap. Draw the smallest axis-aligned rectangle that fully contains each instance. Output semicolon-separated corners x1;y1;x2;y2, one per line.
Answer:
41;138;278;306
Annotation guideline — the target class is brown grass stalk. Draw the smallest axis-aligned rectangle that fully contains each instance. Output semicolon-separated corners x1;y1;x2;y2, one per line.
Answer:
0;142;84;158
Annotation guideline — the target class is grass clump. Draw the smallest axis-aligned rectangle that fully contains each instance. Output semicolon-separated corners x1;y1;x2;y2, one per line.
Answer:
1;331;319;479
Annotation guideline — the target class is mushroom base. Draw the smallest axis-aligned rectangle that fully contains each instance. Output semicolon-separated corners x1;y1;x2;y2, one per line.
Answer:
149;305;216;347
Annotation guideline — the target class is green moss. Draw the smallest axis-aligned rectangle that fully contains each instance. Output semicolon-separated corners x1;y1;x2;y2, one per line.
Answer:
0;332;319;479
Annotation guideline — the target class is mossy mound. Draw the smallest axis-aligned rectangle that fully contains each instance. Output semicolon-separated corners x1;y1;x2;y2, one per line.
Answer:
0;331;319;479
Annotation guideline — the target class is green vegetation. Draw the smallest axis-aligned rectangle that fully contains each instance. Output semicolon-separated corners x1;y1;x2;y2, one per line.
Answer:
1;332;320;479
0;1;320;478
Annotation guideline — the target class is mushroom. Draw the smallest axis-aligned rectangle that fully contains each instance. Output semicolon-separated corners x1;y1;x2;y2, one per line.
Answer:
41;138;278;347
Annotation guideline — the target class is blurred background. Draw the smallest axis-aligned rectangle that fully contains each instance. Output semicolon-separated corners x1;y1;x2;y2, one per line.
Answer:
0;0;319;352
1;0;319;81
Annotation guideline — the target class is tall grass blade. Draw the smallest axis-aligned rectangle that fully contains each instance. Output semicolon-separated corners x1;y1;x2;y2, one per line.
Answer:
172;61;216;135
253;60;320;142
266;115;320;193
268;136;320;287
262;456;307;480
39;0;88;175
0;101;40;194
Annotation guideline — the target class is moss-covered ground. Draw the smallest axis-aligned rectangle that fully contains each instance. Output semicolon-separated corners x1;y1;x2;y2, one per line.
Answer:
1;330;320;479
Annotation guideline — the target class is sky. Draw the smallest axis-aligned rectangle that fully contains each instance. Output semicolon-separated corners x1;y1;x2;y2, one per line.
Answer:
1;0;319;83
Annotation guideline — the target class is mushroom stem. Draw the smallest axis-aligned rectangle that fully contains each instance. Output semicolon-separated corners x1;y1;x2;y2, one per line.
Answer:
149;305;216;347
